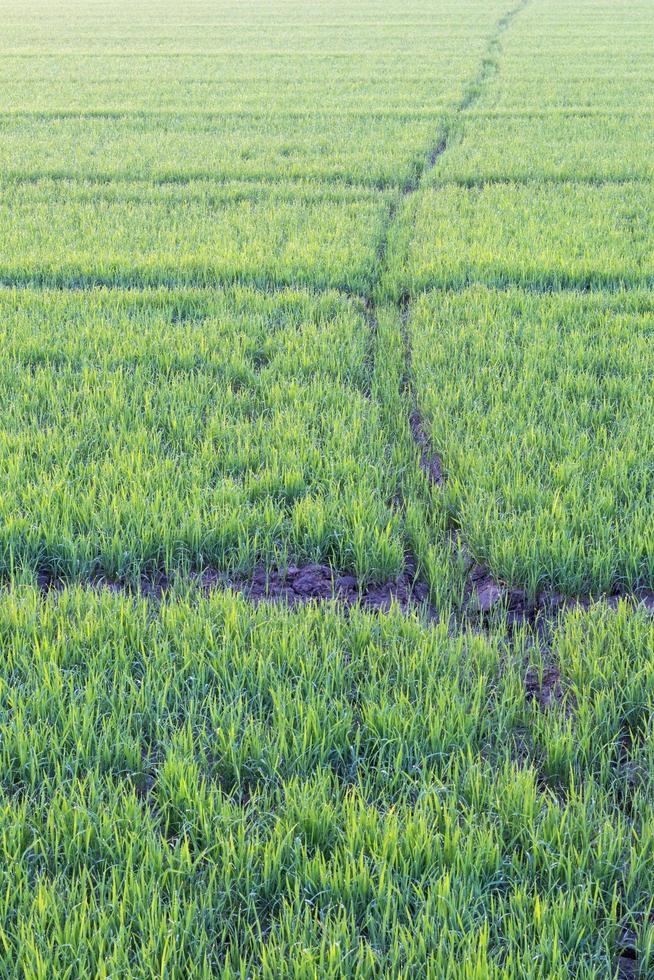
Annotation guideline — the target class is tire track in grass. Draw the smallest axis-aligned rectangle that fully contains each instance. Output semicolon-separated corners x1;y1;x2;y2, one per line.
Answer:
381;0;535;624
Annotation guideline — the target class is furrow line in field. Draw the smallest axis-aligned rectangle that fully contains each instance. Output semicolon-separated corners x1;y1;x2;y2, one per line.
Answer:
398;298;444;488
24;553;654;636
0;169;403;192
0;271;374;299
431;175;653;189
31;563;439;620
2;273;651;304
373;0;532;624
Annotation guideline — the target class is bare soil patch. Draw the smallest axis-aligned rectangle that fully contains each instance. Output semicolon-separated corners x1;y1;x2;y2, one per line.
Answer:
524;664;566;712
34;559;437;618
410;410;444;486
206;559;433;615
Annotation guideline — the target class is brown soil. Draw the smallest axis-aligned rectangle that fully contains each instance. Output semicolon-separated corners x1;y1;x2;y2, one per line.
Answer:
524;664;566;712
410;410;444;486
429;135;448;167
207;559;433;616
447;529;654;628
34;559;437;618
34;551;654;632
616;928;639;980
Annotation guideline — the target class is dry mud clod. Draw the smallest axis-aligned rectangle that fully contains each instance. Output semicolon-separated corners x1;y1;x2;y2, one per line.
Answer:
409;410;444;486
524;664;565;712
225;560;435;616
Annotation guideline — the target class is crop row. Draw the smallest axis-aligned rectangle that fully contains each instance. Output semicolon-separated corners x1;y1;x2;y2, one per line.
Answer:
430;112;654;184
408;288;654;597
3;0;508;57
0;112;446;188
385;182;654;295
0;179;391;293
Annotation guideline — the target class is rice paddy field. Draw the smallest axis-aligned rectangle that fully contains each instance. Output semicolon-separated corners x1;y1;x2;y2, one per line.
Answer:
2;0;654;976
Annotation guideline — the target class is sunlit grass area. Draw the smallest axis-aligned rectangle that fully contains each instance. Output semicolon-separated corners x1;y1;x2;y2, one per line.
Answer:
2;0;654;974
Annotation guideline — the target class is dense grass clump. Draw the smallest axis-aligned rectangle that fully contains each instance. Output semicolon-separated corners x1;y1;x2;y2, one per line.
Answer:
384;182;654;296
0;180;393;294
0;286;407;584
408;289;654;596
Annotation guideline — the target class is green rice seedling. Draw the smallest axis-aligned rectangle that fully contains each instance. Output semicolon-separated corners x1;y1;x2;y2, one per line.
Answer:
477;0;654;112
0;179;392;294
428;110;654;184
0;589;650;975
0;285;406;583
385;181;654;296
407;288;654;596
0;112;448;189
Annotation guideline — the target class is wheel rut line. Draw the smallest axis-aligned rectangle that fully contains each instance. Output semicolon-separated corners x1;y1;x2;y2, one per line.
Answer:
389;0;588;633
397;296;445;490
357;1;532;624
354;3;532;613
